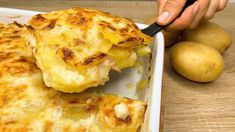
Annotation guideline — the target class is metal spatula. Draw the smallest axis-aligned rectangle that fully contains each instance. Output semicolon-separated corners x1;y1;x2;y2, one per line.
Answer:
141;0;196;36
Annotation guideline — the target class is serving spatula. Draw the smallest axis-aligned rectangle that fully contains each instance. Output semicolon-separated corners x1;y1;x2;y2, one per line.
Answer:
141;0;196;36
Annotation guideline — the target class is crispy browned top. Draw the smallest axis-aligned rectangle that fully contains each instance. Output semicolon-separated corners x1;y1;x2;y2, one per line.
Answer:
28;7;152;66
0;23;146;132
29;7;151;47
0;22;38;78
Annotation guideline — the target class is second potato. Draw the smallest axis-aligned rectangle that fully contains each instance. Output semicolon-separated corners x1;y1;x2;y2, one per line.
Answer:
170;41;224;82
181;22;232;54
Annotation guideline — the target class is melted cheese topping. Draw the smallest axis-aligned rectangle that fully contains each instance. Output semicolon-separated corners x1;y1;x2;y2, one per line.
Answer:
25;7;152;93
0;23;146;132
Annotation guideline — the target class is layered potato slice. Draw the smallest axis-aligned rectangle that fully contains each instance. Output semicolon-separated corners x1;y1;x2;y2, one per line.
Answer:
25;7;152;93
0;23;146;132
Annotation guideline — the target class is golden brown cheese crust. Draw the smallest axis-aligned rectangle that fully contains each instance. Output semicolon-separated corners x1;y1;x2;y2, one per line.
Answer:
30;8;150;44
26;7;152;93
0;23;146;132
0;22;38;77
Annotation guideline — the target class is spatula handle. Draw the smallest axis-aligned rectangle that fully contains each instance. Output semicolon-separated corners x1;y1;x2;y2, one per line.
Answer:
141;0;196;36
179;0;197;16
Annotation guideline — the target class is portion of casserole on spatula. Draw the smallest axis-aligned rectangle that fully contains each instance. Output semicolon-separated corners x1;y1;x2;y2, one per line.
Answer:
25;7;152;93
0;22;146;132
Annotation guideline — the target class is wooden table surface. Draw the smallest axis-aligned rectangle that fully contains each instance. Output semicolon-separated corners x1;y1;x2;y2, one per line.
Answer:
1;0;235;131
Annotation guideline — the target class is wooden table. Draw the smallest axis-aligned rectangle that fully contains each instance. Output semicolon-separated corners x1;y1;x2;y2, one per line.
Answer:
1;0;235;131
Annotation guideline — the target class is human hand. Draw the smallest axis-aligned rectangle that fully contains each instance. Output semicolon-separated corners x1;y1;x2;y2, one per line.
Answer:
156;0;228;30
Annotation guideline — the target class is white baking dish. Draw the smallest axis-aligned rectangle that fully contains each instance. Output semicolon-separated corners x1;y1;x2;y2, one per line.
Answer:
0;7;164;132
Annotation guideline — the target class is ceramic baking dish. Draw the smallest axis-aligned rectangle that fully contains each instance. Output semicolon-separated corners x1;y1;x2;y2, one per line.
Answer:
0;7;164;132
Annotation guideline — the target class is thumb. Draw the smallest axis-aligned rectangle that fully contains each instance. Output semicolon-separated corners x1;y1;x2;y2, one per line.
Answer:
157;0;187;26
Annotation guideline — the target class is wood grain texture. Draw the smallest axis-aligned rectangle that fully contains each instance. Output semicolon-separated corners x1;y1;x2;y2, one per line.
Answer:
0;1;235;131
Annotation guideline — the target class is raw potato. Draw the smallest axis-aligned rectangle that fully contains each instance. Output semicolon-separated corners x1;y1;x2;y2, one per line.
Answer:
145;15;180;47
182;22;232;53
170;41;224;82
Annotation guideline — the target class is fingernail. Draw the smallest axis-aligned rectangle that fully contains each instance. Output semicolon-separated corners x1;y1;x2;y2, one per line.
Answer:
157;11;170;23
192;2;199;15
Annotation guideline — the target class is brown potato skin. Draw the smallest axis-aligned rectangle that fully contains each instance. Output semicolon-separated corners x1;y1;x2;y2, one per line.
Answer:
181;22;232;53
170;41;224;82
